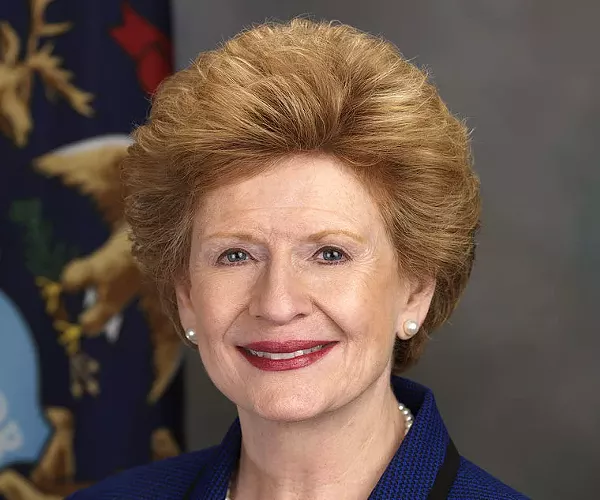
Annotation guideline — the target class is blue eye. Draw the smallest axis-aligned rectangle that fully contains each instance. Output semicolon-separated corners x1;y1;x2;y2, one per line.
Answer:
218;249;249;265
317;247;348;264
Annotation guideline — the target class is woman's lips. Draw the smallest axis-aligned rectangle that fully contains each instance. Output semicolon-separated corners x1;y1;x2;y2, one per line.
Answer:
241;340;334;353
238;341;338;371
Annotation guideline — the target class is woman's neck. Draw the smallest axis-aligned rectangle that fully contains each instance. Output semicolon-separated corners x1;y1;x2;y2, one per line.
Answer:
232;374;406;500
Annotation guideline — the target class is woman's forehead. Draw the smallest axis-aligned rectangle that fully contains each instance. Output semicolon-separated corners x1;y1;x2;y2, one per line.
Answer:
197;155;381;225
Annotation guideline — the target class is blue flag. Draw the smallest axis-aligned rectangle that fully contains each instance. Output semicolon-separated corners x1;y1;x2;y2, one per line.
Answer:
0;1;183;498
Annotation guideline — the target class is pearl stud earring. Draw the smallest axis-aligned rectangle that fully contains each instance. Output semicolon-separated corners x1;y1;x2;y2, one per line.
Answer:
185;328;198;345
403;320;419;338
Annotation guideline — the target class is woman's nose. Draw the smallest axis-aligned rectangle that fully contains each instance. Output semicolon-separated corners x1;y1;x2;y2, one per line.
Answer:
248;257;313;325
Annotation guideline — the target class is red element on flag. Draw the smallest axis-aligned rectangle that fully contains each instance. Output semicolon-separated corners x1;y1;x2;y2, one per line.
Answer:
110;2;172;94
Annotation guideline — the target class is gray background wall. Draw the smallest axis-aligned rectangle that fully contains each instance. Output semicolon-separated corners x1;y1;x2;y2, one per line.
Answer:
172;1;600;498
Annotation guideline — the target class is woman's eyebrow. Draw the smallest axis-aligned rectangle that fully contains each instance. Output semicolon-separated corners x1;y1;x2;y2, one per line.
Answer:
203;229;366;244
202;232;263;244
306;230;366;244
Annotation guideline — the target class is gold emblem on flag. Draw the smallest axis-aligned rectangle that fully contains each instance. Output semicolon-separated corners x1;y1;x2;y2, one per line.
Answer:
0;0;94;147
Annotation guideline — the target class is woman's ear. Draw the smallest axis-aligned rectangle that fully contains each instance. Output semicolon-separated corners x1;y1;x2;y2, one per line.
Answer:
395;277;436;341
174;278;196;332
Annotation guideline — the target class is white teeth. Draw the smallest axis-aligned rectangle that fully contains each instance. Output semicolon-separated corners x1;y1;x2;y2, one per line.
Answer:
246;344;326;360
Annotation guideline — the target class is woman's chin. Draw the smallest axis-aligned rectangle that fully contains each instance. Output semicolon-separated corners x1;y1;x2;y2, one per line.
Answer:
248;396;328;423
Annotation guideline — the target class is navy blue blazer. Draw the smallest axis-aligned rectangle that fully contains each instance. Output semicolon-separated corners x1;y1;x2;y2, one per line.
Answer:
69;377;529;499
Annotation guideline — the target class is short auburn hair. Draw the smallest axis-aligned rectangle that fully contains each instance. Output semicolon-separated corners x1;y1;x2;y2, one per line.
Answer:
122;18;480;373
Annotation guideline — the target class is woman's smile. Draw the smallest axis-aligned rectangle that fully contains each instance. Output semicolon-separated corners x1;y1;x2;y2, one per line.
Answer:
238;340;339;371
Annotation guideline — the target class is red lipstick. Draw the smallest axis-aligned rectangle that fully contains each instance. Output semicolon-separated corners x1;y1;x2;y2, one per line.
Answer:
238;340;337;372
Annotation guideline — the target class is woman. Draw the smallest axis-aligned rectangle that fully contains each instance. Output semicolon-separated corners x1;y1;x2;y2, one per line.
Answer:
71;18;528;500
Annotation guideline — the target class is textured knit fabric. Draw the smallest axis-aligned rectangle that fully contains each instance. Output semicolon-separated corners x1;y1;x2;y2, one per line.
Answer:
69;377;530;499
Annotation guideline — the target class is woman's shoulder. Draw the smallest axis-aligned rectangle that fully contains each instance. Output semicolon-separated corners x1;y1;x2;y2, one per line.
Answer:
67;446;217;500
450;457;530;500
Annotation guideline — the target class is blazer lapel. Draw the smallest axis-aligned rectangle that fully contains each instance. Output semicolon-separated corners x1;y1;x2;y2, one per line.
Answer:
189;418;242;499
368;377;453;499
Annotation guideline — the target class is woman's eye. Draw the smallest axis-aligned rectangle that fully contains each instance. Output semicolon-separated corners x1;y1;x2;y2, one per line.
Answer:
316;246;348;264
217;249;249;265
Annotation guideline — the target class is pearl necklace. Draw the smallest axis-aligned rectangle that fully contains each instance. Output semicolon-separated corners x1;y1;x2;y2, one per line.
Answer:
225;402;414;500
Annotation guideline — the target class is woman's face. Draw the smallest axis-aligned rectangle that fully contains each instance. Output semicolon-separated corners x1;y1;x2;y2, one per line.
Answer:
176;154;433;422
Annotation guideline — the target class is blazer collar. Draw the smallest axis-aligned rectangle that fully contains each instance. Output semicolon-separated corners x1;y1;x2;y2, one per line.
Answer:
190;376;452;500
